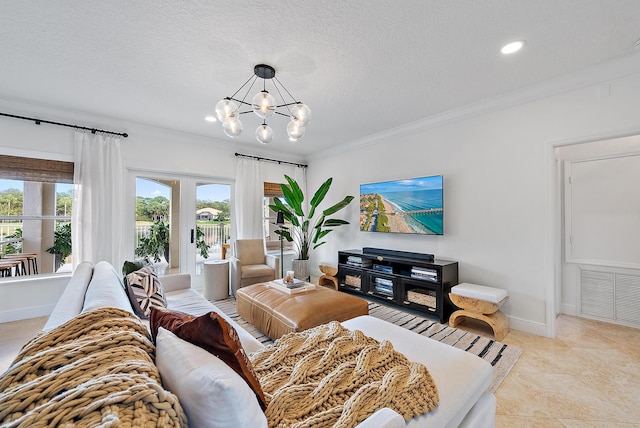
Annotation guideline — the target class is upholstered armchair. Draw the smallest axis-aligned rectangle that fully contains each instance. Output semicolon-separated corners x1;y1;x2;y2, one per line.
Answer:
229;239;279;296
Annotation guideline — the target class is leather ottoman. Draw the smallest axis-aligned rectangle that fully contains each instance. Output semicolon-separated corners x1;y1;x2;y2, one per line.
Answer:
236;282;369;340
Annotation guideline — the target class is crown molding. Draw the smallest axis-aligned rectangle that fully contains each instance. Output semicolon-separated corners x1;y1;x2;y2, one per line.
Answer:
308;52;640;162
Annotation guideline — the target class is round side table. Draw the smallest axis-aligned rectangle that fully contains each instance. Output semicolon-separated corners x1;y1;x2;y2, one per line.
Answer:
203;259;229;301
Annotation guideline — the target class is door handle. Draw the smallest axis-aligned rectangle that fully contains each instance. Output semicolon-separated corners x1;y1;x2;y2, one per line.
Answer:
190;229;194;244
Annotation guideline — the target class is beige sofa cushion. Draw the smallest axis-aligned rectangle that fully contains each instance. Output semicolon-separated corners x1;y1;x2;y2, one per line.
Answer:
156;328;268;428
82;261;133;314
43;261;94;332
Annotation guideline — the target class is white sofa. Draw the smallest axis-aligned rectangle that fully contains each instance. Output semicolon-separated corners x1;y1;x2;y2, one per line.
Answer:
43;261;495;428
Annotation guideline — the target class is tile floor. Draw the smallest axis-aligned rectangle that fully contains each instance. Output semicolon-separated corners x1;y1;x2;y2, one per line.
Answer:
496;315;640;427
1;314;639;427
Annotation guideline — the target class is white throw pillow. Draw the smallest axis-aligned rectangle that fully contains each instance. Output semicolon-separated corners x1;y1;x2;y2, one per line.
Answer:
156;327;268;428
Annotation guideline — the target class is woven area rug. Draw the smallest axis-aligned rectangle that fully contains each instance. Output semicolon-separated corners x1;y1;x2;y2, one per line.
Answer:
213;297;522;392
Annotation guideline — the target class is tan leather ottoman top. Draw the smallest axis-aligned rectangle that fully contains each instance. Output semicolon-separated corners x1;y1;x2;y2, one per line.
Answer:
236;283;369;340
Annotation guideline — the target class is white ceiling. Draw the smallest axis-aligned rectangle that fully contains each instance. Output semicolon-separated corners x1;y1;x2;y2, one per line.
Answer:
2;1;640;158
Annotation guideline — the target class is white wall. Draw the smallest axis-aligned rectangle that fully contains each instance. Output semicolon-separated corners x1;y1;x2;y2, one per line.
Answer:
306;56;640;336
0;97;303;322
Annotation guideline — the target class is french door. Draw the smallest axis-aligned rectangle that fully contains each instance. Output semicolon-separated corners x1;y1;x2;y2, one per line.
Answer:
130;171;233;291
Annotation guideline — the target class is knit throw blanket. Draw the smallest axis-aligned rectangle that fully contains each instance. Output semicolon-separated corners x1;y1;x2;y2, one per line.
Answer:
250;321;439;428
0;307;186;428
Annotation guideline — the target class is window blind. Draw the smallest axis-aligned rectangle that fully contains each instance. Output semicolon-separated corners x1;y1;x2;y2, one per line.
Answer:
0;155;74;183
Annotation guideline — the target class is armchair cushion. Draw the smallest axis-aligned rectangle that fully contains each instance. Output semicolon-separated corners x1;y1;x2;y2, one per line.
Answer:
242;264;276;279
235;239;266;265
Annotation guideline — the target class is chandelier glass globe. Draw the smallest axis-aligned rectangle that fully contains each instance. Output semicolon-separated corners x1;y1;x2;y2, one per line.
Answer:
215;98;239;123
286;120;305;141
290;103;311;127
255;123;273;144
251;91;276;119
223;117;243;138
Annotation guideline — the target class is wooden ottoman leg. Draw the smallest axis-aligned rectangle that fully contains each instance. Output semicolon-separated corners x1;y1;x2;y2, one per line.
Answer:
318;275;339;290
487;310;509;341
449;309;509;341
449;310;467;328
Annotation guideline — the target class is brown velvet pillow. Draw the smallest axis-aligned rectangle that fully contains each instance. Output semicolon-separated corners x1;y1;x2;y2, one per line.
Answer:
149;307;267;410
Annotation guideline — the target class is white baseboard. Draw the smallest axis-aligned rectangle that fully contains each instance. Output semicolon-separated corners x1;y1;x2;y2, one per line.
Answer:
560;303;577;316
0;304;54;324
507;315;549;337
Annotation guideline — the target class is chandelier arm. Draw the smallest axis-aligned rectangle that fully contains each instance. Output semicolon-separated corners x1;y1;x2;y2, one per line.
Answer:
274;76;300;104
228;97;253;107
229;74;257;99
272;77;297;116
273;111;290;117
237;75;259;108
275;102;301;108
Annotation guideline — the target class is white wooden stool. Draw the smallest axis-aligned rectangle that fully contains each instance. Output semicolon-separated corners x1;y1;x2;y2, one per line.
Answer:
449;283;509;341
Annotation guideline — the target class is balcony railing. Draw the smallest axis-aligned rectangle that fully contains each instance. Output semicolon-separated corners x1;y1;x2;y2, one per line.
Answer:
135;222;231;255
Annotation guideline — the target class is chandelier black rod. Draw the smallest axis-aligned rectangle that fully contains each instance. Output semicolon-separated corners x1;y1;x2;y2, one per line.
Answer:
229;74;258;99
237;110;290;118
273;76;300;104
235;152;307;168
0;112;128;137
228;97;299;109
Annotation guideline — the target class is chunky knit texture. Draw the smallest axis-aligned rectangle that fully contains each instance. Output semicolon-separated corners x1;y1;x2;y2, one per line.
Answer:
251;321;439;428
0;307;186;427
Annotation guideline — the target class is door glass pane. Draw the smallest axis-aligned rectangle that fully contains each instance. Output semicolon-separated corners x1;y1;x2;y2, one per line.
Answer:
195;183;231;276
135;177;176;275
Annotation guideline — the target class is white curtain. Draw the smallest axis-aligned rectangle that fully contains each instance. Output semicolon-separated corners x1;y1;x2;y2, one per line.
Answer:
72;131;125;268
234;157;263;239
294;165;307;210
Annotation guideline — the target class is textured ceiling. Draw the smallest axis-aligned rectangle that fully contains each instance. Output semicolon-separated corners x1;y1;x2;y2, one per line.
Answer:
1;1;640;157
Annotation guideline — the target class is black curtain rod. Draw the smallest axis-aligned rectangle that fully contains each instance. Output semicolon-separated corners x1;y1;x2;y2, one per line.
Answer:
235;152;307;168
0;112;129;138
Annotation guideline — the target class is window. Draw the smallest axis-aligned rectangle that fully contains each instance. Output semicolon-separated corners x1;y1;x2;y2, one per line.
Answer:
0;155;74;276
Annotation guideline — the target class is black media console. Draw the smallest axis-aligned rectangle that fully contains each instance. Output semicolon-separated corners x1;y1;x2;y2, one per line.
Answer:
337;247;459;323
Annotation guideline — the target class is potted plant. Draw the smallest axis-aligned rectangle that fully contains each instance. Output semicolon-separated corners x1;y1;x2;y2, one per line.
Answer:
135;219;170;263
4;228;23;254
196;225;210;259
269;175;353;279
47;223;72;270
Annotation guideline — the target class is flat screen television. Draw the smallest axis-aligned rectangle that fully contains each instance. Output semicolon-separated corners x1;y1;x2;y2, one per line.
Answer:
360;175;443;235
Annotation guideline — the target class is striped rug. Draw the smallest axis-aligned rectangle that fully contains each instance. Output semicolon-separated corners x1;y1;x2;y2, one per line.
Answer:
213;297;521;392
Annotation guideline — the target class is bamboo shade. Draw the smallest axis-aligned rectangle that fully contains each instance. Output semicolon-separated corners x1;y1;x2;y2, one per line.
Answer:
264;182;284;197
0;155;74;183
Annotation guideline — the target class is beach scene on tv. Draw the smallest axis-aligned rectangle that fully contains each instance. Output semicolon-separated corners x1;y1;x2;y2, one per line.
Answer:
360;175;443;235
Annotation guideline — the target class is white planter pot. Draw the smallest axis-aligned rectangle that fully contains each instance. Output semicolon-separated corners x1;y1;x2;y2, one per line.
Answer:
292;259;310;281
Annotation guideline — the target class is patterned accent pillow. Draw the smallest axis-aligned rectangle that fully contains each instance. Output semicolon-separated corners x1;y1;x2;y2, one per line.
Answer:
125;266;167;319
149;306;267;411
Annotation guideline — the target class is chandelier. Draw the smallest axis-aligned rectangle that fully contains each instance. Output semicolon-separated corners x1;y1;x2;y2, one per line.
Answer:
214;64;311;144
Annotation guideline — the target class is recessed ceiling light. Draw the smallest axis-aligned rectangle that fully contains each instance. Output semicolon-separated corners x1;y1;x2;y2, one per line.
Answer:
204;115;217;122
501;40;525;55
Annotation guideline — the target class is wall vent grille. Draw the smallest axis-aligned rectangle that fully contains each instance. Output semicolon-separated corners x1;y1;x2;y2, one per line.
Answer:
616;274;640;324
581;270;614;319
580;269;640;327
